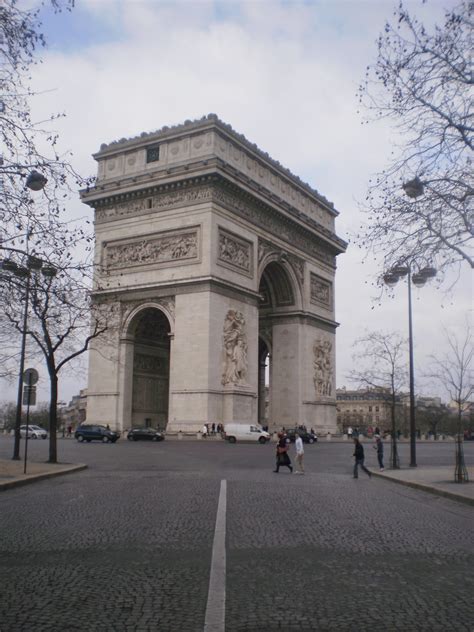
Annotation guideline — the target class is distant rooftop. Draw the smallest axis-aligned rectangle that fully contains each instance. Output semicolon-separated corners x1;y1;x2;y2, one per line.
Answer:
96;113;335;212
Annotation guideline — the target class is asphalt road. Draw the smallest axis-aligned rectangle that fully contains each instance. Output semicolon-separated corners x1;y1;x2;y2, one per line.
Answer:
0;437;472;632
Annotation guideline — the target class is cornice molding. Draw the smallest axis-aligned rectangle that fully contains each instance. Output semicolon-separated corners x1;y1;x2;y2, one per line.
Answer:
92;113;337;215
84;172;346;265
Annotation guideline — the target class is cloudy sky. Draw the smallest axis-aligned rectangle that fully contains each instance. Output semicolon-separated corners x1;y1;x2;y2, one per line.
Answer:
4;0;471;405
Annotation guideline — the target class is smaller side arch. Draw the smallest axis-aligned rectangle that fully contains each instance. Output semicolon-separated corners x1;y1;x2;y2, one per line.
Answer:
122;300;175;338
258;253;303;311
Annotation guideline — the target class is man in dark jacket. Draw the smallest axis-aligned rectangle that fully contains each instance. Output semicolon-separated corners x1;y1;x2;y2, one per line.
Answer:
353;437;372;479
373;435;384;471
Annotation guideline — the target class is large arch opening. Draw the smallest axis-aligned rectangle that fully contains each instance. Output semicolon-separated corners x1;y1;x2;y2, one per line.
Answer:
128;307;171;430
258;261;296;431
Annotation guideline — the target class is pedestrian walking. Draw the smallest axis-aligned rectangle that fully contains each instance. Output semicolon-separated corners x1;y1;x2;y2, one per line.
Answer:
353;437;371;479
202;423;208;438
211;422;216;435
373;435;384;470
347;426;353;439
294;431;304;474
273;432;293;474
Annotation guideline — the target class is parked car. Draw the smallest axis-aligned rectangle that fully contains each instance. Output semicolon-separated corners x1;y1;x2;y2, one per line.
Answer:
20;425;47;439
285;428;318;444
75;425;120;443
224;423;270;444
127;428;164;442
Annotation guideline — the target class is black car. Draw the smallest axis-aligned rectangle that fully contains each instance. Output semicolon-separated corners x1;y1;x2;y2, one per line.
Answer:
75;425;120;443
285;428;318;444
127;428;164;442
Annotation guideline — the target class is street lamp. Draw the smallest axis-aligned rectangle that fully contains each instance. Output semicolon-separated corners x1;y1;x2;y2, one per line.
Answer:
384;263;437;467
0;170;52;460
1;254;57;460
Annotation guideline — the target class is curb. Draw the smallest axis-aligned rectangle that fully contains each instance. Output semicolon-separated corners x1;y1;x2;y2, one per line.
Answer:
371;471;474;507
0;464;88;492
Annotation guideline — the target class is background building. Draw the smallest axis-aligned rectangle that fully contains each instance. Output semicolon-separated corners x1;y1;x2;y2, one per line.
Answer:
59;389;87;431
336;387;401;434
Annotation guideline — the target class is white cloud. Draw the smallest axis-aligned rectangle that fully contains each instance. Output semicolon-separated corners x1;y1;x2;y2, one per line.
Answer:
4;0;470;404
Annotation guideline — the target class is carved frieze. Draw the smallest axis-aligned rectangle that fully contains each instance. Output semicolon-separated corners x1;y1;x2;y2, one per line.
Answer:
104;228;199;271
96;185;212;223
313;339;333;397
217;228;253;277
96;180;336;268
310;273;333;309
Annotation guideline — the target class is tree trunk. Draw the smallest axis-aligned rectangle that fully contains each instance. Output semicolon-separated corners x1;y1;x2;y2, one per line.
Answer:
48;369;58;463
454;407;469;483
390;394;400;469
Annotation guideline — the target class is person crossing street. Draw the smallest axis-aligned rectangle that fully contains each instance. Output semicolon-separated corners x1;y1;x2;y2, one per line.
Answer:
294;431;305;474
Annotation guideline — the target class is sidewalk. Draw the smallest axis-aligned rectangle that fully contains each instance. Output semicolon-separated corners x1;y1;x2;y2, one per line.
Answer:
0;459;87;491
372;465;474;506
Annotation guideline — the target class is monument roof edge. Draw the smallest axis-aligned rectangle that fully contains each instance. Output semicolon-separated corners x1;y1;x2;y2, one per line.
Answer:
92;114;339;217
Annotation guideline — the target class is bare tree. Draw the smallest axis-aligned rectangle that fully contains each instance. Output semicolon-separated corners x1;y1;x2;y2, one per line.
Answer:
426;325;473;482
0;401;17;431
349;331;408;468
415;404;451;439
357;1;473;280
0;253;112;463
1;0;90;255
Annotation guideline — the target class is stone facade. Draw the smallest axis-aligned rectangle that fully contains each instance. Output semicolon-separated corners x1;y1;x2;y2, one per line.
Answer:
336;387;401;433
81;115;346;434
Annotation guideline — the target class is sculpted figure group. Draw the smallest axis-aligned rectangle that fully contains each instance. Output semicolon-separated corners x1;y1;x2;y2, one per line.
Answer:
313;339;332;397
222;310;248;386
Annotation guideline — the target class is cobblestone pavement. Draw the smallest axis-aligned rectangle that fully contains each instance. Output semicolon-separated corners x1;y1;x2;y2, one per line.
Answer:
0;438;472;631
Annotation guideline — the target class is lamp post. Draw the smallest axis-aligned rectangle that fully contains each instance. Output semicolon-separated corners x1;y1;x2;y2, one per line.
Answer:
0;170;51;460
384;264;437;467
2;255;57;460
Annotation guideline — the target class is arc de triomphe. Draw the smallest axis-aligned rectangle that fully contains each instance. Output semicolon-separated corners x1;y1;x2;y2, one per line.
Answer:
81;115;346;434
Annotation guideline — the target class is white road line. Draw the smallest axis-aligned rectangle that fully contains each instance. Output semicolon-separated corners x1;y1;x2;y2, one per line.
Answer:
204;479;227;632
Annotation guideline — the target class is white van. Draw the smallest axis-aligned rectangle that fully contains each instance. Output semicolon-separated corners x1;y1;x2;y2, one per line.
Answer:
224;423;270;444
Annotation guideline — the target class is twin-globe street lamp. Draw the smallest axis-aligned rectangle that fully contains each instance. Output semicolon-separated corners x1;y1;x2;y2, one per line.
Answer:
383;177;437;468
0;170;56;460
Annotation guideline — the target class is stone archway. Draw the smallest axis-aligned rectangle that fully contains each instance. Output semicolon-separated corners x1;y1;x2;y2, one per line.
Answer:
258;260;301;431
128;307;171;430
82;116;346;434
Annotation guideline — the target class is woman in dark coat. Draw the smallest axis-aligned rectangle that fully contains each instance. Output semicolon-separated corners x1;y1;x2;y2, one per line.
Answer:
353;437;371;479
274;432;293;473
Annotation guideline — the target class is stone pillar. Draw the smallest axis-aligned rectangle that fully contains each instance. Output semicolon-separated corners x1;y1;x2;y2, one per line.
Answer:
117;335;135;432
258;356;267;425
271;321;302;428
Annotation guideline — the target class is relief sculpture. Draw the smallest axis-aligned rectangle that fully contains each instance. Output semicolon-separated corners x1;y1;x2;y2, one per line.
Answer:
313;339;333;397
106;230;198;269
221;310;248;386
218;229;251;274
310;273;332;308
